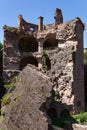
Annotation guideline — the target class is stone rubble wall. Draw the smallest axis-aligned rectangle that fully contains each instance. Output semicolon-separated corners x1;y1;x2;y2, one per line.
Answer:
46;45;75;113
72;124;87;130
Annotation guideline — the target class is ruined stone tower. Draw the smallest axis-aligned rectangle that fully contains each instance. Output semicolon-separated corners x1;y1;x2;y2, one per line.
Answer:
3;8;85;115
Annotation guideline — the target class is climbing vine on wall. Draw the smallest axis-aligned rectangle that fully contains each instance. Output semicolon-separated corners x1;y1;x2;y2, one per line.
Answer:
42;50;48;71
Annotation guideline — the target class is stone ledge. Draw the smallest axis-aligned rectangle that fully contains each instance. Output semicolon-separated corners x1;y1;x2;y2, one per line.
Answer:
72;123;87;130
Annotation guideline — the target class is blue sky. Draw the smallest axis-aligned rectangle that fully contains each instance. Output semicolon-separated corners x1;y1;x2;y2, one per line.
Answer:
0;0;87;48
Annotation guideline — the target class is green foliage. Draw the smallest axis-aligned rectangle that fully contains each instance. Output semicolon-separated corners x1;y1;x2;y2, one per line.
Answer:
42;50;48;71
52;112;87;126
1;94;11;105
4;82;14;90
72;112;87;124
84;51;87;65
4;76;17;90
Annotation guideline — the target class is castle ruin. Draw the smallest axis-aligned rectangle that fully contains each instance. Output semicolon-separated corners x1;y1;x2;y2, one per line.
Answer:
3;8;85;115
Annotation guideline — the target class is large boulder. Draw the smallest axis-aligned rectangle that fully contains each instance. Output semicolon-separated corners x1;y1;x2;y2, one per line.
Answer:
1;65;53;130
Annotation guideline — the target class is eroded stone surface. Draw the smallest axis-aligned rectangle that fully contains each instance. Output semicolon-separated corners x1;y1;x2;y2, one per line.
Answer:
1;65;53;130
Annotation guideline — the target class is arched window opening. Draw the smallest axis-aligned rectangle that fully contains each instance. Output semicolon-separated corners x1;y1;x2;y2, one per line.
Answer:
43;39;58;50
30;27;34;32
18;36;38;52
47;108;57;120
19;56;38;70
60;109;70;117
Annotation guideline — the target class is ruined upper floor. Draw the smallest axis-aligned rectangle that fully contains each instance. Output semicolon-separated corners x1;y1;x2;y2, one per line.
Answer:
3;8;84;41
3;8;85;57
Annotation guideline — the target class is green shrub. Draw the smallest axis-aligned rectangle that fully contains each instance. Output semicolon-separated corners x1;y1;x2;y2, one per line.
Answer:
4;82;14;90
1;94;11;105
84;51;87;65
42;50;48;71
72;112;87;124
4;76;17;90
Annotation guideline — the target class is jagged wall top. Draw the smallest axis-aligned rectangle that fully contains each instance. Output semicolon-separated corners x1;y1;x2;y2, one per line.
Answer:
3;8;84;41
54;8;63;25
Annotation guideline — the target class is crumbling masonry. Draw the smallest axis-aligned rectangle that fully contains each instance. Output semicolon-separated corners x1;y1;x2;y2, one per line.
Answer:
3;8;85;115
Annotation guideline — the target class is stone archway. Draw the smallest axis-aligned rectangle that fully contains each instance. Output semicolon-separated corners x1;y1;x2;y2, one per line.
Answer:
18;35;38;52
19;56;38;70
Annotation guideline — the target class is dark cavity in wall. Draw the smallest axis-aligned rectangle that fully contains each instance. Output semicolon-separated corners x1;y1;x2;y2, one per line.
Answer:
18;36;38;52
19;56;38;70
46;56;51;70
43;38;58;50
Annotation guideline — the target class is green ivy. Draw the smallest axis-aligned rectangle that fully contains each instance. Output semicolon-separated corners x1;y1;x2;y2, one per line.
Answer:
42;50;48;71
